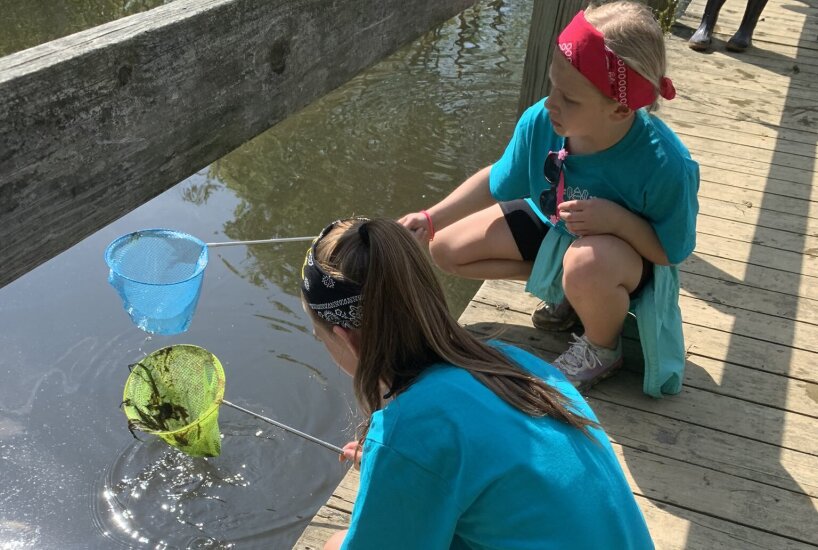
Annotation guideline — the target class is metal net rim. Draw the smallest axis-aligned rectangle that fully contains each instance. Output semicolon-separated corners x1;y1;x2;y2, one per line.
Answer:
104;228;209;286
122;344;226;437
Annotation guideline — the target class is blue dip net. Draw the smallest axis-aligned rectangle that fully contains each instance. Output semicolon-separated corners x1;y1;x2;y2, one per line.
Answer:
105;229;209;335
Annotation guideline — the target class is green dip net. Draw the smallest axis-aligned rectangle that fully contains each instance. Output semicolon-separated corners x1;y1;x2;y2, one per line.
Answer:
122;344;225;457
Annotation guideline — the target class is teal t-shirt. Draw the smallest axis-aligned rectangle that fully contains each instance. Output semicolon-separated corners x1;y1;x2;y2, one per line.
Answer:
489;99;699;265
340;344;654;550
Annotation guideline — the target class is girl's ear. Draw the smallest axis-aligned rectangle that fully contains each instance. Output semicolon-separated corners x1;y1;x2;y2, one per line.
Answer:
332;325;361;361
610;102;633;121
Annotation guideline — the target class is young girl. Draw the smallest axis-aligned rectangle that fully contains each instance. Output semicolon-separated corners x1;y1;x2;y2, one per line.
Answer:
400;1;699;396
301;217;653;549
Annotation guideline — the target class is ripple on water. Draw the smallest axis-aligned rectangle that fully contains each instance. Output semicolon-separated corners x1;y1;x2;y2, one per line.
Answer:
93;421;345;548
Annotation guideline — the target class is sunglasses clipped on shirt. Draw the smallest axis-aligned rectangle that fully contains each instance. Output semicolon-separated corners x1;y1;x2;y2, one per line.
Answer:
539;150;565;223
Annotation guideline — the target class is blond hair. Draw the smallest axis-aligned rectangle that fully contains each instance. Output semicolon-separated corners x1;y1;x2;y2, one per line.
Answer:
585;1;668;111
307;218;598;441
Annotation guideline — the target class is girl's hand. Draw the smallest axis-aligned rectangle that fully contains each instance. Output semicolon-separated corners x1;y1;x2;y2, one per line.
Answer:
339;441;363;470
397;212;431;243
557;198;627;237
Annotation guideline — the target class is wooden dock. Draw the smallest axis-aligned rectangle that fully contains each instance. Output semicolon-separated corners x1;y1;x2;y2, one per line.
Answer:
294;0;818;547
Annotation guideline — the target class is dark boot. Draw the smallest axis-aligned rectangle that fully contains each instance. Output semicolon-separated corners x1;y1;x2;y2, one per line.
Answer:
726;0;769;52
689;0;728;51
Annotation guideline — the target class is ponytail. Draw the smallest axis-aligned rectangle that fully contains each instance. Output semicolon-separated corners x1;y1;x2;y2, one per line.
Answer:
308;218;599;440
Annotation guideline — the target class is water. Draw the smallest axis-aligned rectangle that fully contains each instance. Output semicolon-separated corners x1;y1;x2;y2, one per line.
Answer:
0;0;533;547
0;0;174;58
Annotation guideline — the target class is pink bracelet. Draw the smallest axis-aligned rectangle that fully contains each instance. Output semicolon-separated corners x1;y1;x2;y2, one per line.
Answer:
420;209;435;241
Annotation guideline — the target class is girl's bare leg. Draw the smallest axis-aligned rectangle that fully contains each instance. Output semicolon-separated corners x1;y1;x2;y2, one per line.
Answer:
562;235;644;349
429;203;531;280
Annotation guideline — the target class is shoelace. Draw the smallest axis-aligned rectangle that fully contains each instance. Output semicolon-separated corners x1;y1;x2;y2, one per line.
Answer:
556;334;602;375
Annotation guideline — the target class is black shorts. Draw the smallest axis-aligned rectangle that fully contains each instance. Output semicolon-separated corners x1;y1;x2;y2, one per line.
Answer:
500;199;653;298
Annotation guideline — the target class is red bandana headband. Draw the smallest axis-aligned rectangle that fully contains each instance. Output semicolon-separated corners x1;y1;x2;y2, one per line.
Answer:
557;11;676;110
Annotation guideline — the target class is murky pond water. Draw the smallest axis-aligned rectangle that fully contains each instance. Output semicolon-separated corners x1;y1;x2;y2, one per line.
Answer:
0;0;533;547
1;0;174;57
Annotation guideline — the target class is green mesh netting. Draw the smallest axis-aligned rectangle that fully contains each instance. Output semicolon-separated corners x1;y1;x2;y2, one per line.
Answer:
122;344;225;457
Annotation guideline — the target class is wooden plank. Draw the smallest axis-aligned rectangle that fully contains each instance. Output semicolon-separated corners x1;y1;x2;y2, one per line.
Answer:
0;0;476;288
636;494;818;550
666;47;818;88
680;269;818;329
669;95;818;136
698;196;818;237
602;398;818;495
597;371;817;456
465;280;818;383
690;147;818;187
612;443;818;545
683;253;818;301
294;469;358;549
694;232;818;278
677;293;818;354
665;116;817;159
592;399;818;498
699;182;818;222
681;323;817;383
292;507;350;550
662;106;818;147
698;166;818;203
685;136;817;175
696;214;818;259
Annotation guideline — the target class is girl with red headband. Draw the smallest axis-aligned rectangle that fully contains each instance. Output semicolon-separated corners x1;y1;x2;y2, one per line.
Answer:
400;1;699;396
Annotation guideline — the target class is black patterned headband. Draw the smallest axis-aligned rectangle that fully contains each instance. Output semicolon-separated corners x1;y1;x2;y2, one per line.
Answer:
300;218;369;329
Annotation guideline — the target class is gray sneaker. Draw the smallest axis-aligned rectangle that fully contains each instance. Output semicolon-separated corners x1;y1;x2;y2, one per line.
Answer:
553;334;623;392
531;300;581;332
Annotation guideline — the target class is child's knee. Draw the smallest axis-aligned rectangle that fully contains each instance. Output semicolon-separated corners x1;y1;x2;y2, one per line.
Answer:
562;248;598;296
562;235;639;295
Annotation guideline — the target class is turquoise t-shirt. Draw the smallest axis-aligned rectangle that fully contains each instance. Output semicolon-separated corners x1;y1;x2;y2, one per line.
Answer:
340;344;654;549
489;100;699;265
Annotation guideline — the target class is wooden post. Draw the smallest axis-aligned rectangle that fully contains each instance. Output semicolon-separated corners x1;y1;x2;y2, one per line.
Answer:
517;0;587;116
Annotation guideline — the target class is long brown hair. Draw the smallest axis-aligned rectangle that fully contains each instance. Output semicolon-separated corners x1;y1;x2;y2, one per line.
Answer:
308;218;598;438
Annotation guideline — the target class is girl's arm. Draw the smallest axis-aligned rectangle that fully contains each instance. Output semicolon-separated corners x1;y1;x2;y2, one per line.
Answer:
559;198;671;265
398;166;495;241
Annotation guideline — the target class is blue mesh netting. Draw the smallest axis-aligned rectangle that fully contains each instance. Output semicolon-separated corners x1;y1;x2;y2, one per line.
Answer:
105;229;208;335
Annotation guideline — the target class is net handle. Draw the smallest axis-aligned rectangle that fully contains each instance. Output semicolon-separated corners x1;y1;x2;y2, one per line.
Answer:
222;400;344;455
206;236;316;247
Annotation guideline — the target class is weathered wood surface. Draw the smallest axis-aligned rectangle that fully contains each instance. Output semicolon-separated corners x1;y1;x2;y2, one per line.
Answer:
294;0;818;547
0;0;475;288
516;0;586;116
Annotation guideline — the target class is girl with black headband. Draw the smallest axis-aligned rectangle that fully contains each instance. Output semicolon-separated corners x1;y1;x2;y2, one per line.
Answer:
301;217;652;549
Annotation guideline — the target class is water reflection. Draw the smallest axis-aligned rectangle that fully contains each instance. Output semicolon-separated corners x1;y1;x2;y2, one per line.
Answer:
0;0;174;58
208;0;528;314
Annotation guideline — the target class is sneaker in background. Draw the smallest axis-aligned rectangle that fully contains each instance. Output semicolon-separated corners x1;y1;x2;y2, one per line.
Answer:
531;300;581;332
553;334;623;392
